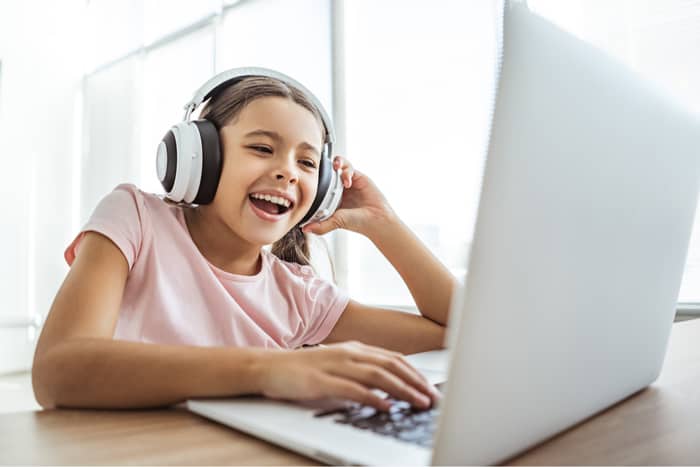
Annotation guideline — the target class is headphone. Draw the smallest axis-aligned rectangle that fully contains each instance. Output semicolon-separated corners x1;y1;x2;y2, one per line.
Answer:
155;67;343;227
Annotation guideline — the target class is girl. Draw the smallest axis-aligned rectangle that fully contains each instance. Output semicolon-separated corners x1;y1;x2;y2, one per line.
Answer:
32;71;456;412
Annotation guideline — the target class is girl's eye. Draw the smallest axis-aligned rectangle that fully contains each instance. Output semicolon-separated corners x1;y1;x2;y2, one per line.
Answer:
250;145;272;154
300;159;317;169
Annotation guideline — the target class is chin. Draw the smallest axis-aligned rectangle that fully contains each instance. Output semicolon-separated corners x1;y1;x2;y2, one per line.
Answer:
236;211;300;246
244;228;292;247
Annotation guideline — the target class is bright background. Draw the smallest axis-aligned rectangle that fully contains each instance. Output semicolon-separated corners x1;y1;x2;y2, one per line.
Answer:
1;0;699;373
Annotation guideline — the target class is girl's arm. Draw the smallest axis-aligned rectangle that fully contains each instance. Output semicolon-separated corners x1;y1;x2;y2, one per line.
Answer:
323;299;447;354
363;213;456;326
33;231;261;408
304;158;458;328
33;232;437;410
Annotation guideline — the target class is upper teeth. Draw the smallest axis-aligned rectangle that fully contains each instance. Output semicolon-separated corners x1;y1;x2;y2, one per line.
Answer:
251;193;291;208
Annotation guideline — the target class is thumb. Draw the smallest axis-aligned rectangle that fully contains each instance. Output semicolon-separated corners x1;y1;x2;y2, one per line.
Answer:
302;214;346;235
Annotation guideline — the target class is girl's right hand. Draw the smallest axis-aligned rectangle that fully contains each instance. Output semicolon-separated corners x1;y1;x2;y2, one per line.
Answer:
255;341;441;411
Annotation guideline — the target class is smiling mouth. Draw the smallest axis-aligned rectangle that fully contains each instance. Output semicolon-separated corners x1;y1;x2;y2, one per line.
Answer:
248;194;294;215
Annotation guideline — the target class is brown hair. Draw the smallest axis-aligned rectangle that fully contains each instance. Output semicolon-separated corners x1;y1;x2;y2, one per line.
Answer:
199;76;327;267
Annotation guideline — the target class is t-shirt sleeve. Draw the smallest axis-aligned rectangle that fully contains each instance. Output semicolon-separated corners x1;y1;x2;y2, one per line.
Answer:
295;266;350;346
64;184;145;270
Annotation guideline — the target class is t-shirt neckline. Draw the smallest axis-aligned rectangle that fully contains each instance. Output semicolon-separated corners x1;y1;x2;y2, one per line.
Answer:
175;207;266;283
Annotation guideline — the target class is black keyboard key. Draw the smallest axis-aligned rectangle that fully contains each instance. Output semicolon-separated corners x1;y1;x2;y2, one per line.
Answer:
320;398;439;448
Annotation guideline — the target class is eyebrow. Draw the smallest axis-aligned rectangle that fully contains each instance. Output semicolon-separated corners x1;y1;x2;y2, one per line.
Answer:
244;129;321;159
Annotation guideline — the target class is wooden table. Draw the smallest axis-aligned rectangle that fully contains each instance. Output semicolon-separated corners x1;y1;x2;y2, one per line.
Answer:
1;319;699;465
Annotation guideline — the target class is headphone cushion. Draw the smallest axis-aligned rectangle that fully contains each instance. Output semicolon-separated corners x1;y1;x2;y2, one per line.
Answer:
160;130;178;193
191;119;222;205
300;144;333;225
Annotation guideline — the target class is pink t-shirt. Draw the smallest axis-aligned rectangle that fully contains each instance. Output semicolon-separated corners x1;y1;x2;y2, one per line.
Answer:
65;183;349;349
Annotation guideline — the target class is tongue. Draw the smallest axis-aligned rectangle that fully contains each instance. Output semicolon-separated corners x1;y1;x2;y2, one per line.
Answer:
251;197;281;214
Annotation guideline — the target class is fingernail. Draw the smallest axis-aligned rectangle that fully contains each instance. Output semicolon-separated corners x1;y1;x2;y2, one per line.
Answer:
417;394;430;408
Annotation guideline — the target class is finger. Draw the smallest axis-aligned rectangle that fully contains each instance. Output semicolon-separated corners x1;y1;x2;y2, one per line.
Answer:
333;155;346;169
317;374;392;411
363;353;439;404
349;345;441;403
331;362;431;409
341;168;354;188
379;353;441;401
301;215;343;235
347;342;430;384
389;355;442;403
333;156;354;188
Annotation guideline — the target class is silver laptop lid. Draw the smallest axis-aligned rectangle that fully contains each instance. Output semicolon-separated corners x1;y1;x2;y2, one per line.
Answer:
433;1;700;464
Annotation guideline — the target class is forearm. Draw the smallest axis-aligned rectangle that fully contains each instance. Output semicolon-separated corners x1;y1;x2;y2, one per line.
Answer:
367;216;457;326
32;337;267;409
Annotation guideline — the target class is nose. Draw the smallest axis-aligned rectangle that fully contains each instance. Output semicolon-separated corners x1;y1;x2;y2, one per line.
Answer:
273;152;299;184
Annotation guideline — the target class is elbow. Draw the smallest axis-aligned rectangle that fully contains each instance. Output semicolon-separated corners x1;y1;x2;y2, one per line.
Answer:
436;325;448;350
418;319;448;353
32;353;57;409
31;341;77;409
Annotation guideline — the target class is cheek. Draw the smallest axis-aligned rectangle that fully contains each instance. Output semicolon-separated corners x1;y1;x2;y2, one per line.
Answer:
219;156;257;191
211;165;250;208
302;174;319;206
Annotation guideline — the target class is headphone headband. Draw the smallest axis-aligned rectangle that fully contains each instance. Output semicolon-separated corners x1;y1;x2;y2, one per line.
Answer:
183;67;335;146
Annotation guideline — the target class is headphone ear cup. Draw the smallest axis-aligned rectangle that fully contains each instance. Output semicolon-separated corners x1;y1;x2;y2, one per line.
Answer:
300;144;333;225
191;119;222;205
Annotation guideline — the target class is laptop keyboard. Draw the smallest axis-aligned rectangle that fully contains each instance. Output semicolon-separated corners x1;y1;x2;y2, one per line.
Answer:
314;398;439;448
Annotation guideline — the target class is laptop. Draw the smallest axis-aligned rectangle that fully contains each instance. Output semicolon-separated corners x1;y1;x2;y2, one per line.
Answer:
187;1;700;464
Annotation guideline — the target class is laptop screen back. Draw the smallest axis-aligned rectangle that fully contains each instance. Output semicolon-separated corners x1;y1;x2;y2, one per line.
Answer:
432;1;700;464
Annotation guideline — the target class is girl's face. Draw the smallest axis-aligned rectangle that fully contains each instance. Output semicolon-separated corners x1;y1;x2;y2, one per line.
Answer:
208;96;324;246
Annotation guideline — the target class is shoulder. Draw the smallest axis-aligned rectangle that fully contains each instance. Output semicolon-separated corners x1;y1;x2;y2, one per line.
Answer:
98;183;176;221
66;184;162;269
96;183;148;213
110;183;167;208
79;183;177;257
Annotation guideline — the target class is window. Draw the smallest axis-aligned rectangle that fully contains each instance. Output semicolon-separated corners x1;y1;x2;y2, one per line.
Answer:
139;29;216;194
82;0;333;220
343;0;700;306
342;0;497;305
530;0;700;302
83;57;143;220
216;0;333;110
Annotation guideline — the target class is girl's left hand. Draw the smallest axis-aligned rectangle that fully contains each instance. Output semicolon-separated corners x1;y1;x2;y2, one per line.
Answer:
302;156;396;237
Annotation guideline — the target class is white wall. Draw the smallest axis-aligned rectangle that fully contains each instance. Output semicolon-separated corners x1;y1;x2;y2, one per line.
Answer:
0;1;83;373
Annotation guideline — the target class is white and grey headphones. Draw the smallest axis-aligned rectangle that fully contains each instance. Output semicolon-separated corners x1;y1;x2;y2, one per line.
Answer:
155;67;343;227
